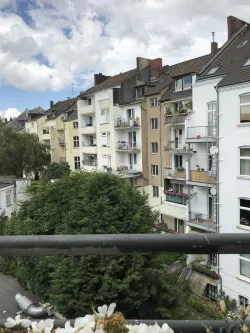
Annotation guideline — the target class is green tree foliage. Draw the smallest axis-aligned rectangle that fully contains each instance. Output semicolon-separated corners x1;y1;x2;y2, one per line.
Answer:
3;172;182;319
0;125;50;177
0;210;7;235
40;162;71;183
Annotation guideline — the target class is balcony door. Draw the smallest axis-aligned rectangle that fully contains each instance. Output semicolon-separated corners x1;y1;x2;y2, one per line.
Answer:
207;101;216;137
174;128;183;148
128;131;136;148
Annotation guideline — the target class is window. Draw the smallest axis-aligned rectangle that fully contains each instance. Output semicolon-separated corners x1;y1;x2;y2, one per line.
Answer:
6;190;11;206
136;87;144;99
151;164;158;176
174;218;184;233
88;98;91;105
174;155;183;168
209;254;217;266
73;121;78;128
153;186;159;197
240;94;250;123
243;59;250;67
239;296;249;309
205;284;218;300
175;75;192;91
206;67;219;75
151;142;158;153
88;116;93;125
73;136;79;148
127;109;135;119
74;156;80;170
43;128;49;134
172;183;183;193
240;254;250;279
239;198;250;227
239;147;250;176
129;153;137;166
151;118;158;130
150;98;157;107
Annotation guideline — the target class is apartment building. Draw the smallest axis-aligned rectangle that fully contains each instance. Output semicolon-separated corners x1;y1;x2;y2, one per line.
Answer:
9;107;44;132
187;16;250;305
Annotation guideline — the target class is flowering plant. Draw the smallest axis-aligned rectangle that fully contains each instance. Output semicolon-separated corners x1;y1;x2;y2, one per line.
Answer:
3;304;174;333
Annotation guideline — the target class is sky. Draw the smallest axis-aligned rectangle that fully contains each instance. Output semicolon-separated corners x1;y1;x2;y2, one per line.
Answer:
0;0;250;119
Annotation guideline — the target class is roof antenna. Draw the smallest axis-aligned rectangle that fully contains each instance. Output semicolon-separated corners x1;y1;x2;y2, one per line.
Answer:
212;32;215;42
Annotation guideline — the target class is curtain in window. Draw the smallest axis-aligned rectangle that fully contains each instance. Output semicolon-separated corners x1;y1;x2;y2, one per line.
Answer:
240;160;250;175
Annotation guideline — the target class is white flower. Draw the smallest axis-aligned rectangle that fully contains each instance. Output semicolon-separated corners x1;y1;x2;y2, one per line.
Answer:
55;321;75;333
78;328;94;333
75;315;95;331
97;303;116;318
31;319;54;333
161;323;174;333
126;323;174;333
4;315;31;328
95;330;105;333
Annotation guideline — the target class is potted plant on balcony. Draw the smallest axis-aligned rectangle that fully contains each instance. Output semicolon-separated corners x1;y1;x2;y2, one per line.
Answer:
201;168;205;172
178;108;187;114
177;167;185;172
196;165;200;171
165;108;172;116
240;217;250;226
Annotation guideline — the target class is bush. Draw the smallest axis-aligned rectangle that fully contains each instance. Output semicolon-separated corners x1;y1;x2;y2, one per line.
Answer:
187;295;224;319
192;261;220;279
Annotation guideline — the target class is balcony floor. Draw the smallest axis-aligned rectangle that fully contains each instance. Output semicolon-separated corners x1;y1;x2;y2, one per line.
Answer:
187;219;217;232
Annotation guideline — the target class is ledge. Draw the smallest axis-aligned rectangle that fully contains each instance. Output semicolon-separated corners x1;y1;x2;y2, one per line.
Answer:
237;275;250;284
237;176;250;180
237;123;250;127
237;224;250;231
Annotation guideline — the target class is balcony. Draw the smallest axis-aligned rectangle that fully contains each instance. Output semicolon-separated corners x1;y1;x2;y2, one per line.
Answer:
165;141;192;154
82;159;97;167
164;191;189;205
187;212;217;232
80;125;96;135
116;164;142;173
114;118;140;129
188;170;216;186
59;139;65;146
186;126;217;142
81;144;97;154
116;141;140;151
78;100;95;115
165;113;187;125
165;167;186;180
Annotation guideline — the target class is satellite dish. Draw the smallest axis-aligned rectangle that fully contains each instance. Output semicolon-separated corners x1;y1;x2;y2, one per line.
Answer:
210;146;218;155
210;187;217;196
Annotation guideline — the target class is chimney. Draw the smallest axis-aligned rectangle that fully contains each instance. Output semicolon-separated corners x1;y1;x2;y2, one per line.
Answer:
211;32;218;56
94;73;110;85
25;108;29;118
227;16;247;39
136;57;151;71
149;58;163;80
50;101;54;108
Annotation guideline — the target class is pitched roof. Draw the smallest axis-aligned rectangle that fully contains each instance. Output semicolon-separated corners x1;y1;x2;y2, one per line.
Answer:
80;69;137;96
15;107;44;121
45;98;77;120
198;23;250;87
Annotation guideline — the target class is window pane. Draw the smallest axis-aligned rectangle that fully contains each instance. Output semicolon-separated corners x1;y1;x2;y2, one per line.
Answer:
240;160;250;175
240;258;250;278
240;148;250;157
183;75;192;89
240;254;250;260
240;105;250;123
240;198;250;208
240;208;250;226
240;95;250;104
175;79;182;90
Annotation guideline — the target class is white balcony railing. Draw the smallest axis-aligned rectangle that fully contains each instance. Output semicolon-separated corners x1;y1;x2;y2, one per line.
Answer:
116;141;140;151
116;164;142;173
186;126;217;139
114;118;140;128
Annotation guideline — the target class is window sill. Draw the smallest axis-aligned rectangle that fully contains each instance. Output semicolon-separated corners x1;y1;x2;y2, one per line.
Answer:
237;123;250;127
237;224;250;231
151;129;158;131
151;153;158;155
237;275;250;284
237;176;250;180
151;175;159;177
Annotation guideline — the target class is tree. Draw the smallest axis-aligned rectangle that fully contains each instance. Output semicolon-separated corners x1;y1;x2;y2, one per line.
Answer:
0;125;50;177
3;172;182;319
40;162;71;182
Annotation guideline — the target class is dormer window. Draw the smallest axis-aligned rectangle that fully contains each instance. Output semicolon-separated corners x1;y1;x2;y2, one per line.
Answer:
175;75;192;91
206;66;219;75
243;59;250;67
136;87;144;99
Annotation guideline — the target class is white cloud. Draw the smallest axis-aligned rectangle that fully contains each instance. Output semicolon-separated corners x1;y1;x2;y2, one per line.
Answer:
0;107;20;120
1;0;250;92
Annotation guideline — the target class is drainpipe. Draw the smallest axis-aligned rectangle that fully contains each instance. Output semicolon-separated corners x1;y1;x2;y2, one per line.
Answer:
159;102;163;203
141;105;148;182
15;294;47;318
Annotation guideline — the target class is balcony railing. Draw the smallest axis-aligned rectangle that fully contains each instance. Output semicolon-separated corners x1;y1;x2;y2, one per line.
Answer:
82;159;97;166
190;170;216;184
165;167;186;179
0;234;249;333
116;141;140;151
164;190;188;205
186;126;217;140
116;164;142;173
187;212;217;232
59;139;65;145
114;118;140;128
165;113;187;124
165;141;192;154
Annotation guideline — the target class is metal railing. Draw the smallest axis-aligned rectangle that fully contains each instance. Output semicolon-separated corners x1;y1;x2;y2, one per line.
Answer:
165;113;187;124
186;126;217;139
0;234;250;332
116;164;142;172
165;167;186;179
116;141;140;150
114;118;140;128
82;160;97;166
187;212;217;232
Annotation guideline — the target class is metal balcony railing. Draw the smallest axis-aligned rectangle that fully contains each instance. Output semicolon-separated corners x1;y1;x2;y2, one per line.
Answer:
1;234;250;333
82;159;97;166
186;126;217;139
165;113;187;124
165;167;186;179
187;212;217;232
116;141;140;150
114;118;140;128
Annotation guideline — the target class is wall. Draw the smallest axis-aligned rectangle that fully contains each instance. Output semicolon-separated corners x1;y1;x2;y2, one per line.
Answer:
0;185;16;217
64;119;80;171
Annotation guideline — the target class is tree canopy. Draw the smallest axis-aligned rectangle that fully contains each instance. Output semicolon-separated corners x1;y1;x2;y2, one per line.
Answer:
40;162;71;182
0;125;50;177
3;172;183;319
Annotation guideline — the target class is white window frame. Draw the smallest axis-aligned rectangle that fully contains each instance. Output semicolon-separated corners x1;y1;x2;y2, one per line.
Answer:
73;136;80;148
151;118;158;130
6;190;11;207
175;75;192;91
239;295;249;309
127;109;135;119
239;254;250;280
74;156;80;170
239;198;250;227
151;142;158;154
239;93;250;124
174;218;184;233
150;98;157;107
73;121;78;128
153;186;159;197
239;147;250;177
151;164;158;176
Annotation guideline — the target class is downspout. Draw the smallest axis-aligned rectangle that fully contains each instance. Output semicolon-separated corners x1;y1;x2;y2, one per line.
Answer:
215;85;222;295
141;105;148;183
159;102;163;203
15;294;47;318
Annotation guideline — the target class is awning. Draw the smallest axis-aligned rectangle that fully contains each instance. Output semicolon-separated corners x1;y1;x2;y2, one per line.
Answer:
189;271;218;297
153;202;188;221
